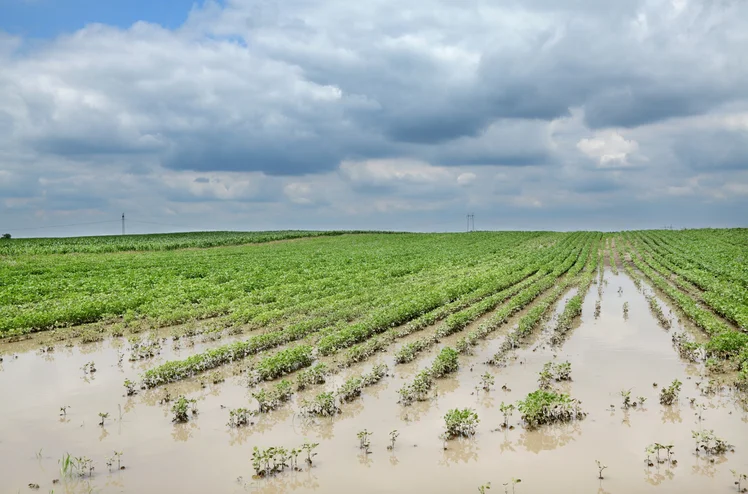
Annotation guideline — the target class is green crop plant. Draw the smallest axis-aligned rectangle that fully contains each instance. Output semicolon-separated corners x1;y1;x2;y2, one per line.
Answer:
659;379;682;405
302;442;319;465
301;391;340;416
444;408;479;438
518;389;586;429
478;482;491;493
596;460;607;480
731;470;747;493
227;408;255;428
499;402;515;428
398;369;434;405
296;363;329;390
620;389;632;408
123;379;137;396
387;430;399;451
480;372;495;391
171;395;197;422
98;412;109;426
357;429;372;453
692;429;732;455
431;347;459;378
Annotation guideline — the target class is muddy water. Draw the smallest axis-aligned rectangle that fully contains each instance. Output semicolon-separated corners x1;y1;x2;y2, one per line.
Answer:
1;270;747;494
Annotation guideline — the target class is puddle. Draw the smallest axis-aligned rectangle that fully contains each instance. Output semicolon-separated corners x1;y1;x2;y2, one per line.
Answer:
1;269;747;494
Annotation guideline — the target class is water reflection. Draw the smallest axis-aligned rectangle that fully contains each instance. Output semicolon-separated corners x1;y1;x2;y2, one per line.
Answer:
517;422;581;454
644;464;677;486
241;468;320;494
438;438;479;466
691;454;727;478
660;406;682;424
172;421;199;442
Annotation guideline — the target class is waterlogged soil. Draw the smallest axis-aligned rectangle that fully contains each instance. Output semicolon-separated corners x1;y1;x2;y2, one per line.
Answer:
1;270;747;494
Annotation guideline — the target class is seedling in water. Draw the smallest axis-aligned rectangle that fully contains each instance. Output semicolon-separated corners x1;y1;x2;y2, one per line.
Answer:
123;379;137;396
731;470;747;493
692;429;732;455
98;412;109;427
638;396;647;406
387;430;399;451
480;372;495;392
444;408;479;438
171;395;197;422
227;408;255;428
499;402;515;428
596;459;608;479
60;406;70;416
478;482;491;493
302;441;319;465
502;478;521;494
621;389;632;408
82;361;97;374
623;302;629;316
357;429;372;454
659;379;682;405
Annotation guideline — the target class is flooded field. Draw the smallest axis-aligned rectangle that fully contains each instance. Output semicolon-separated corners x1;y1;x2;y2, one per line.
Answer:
2;267;746;494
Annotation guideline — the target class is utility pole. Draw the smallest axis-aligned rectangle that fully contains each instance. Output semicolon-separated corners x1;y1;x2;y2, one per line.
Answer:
122;213;125;235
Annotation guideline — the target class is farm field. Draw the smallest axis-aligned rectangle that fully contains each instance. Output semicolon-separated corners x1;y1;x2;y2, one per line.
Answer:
0;230;747;493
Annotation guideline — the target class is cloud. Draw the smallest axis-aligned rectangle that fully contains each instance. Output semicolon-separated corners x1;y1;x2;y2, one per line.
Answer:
577;131;642;168
0;0;747;234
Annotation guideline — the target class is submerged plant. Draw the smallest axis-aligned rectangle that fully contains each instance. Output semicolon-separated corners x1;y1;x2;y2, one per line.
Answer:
478;482;491;494
387;430;399;451
480;372;495;391
659;379;682;405
98;412;109;427
731;470;747;493
171;395;197;422
621;389;632;408
296;363;329;390
499;402;515;428
123;379;137;396
227;408;255;428
692;429;732;455
300;391;341;416
596;459;608;480
444;408;479;438
59;406;70;417
302;442;319;465
357;429;372;453
517;389;585;429
431;347;459;378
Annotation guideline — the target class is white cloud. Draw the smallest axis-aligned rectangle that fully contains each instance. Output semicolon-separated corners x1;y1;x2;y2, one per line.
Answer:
576;131;641;168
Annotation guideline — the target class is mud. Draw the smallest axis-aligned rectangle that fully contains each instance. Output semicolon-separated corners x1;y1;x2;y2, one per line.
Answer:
1;269;747;494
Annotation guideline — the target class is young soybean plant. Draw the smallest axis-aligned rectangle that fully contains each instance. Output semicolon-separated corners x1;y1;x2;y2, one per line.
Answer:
387;430;399;451
357;429;372;454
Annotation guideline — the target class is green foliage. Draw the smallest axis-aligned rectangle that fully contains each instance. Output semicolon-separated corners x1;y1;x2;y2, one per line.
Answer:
431;347;459;378
227;408;255;427
659;379;682;405
254;345;314;382
252;379;294;413
518;389;586;429
171;395;197;422
300;392;340;416
444;408;479;438
296;363;329;390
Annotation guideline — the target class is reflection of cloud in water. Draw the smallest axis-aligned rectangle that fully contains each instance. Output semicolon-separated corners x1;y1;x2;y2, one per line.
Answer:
516;421;582;454
438;438;480;466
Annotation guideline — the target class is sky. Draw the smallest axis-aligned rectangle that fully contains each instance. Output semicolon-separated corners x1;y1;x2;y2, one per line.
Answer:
0;0;747;237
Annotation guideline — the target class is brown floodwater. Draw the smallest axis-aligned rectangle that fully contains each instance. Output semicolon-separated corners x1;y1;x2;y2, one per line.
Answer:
1;269;747;494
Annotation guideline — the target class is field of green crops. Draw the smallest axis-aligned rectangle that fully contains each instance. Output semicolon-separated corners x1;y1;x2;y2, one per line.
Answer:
1;229;748;494
2;229;746;381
